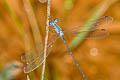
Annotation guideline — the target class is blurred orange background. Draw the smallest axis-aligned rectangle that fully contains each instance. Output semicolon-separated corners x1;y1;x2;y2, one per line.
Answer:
0;0;120;80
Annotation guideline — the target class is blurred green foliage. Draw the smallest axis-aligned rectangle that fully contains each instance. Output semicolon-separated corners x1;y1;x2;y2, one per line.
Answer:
0;63;18;80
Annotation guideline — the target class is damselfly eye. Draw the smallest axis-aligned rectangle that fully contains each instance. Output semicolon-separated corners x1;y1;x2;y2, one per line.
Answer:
54;18;58;23
49;22;53;26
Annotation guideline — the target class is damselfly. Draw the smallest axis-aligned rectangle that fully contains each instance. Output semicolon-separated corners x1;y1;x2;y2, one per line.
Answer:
21;16;113;80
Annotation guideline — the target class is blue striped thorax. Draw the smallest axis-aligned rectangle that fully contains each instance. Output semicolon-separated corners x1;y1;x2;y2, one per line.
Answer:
49;18;64;36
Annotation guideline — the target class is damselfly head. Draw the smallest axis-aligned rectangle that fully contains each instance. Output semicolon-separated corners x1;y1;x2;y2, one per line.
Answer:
49;21;53;26
54;18;58;23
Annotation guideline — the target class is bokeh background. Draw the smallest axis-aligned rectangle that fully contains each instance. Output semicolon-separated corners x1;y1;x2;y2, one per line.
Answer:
0;0;120;80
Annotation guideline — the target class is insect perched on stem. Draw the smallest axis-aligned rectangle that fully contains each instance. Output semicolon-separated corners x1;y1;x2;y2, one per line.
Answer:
21;16;113;80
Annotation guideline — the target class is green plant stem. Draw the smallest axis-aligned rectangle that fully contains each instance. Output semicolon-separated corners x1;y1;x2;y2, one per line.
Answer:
70;0;117;50
3;0;25;40
41;0;51;80
3;1;35;79
3;0;32;63
61;0;75;22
